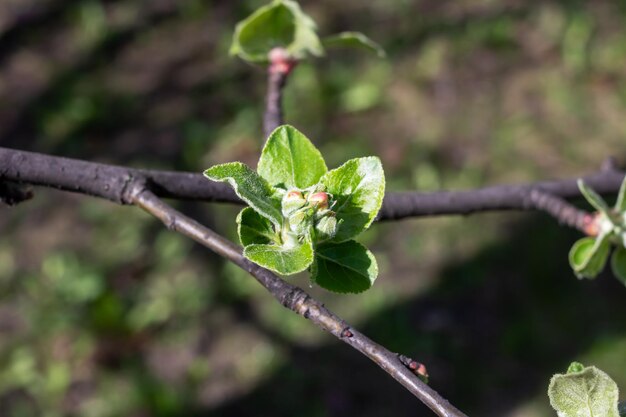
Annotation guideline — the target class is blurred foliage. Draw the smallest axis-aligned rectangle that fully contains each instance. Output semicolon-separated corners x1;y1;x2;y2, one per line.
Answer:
1;0;626;416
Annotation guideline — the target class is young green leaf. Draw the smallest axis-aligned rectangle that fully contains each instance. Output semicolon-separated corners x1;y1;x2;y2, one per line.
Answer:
285;0;323;60
204;162;282;226
258;125;327;189
322;32;386;58
567;362;585;373
611;246;626;286
244;240;314;275
230;0;322;63
320;157;385;242
548;364;620;417
569;235;610;279
615;175;626;212
237;207;278;246
578;179;610;214
311;240;378;294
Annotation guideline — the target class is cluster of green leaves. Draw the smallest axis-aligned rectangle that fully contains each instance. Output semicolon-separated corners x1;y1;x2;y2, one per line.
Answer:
568;177;626;283
548;362;625;417
230;0;385;63
204;125;385;294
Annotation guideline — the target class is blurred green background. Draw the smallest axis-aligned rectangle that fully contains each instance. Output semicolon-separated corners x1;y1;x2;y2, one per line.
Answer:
1;0;626;416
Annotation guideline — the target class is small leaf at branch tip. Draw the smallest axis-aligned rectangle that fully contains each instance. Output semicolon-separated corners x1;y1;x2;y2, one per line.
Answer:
548;363;620;417
567;361;585;373
322;31;386;58
577;179;610;214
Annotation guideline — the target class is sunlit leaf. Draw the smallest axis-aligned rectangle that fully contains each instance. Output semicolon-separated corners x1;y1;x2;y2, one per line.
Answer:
548;363;620;417
244;239;314;275
258;125;327;190
320;157;385;242
204;162;282;226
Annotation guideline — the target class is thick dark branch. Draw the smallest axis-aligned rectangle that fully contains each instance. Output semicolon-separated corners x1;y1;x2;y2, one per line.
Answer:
1;147;623;221
130;186;467;417
0;147;237;205
376;170;625;220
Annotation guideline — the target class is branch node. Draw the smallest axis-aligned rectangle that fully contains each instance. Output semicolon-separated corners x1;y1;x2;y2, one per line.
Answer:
341;328;354;338
398;354;429;382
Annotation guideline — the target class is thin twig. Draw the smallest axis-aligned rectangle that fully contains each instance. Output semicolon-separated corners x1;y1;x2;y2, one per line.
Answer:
526;189;592;234
1;146;623;222
130;184;468;417
263;48;297;138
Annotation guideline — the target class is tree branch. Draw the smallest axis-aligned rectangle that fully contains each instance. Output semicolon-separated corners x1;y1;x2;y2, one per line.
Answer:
2;146;623;222
263;48;297;138
129;184;468;417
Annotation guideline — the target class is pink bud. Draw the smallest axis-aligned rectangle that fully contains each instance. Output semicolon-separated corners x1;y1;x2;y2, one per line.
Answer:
583;213;601;237
308;192;329;209
268;47;297;75
285;190;303;201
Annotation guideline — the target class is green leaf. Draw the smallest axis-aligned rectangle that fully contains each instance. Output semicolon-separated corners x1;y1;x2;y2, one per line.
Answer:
204;162;282;226
320;157;385;242
237;207;278;246
548;364;620;417
611;247;626;285
568;236;610;279
578;179;610;214
567;362;585;373
615;176;626;212
311;240;378;294
258;125;327;189
322;32;386;58
230;0;323;63
243;239;314;275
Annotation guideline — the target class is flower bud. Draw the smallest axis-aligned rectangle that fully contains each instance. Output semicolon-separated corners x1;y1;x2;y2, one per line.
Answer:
308;192;329;210
282;190;306;217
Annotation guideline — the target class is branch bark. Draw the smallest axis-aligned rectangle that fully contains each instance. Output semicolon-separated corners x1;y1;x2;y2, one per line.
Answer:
263;48;297;138
1;146;623;222
130;185;468;417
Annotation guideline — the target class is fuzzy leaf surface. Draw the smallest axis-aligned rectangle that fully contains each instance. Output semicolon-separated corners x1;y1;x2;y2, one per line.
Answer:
320;157;385;242
548;364;620;417
204;162;282;226
322;32;385;57
244;240;313;275
237;207;277;246
258;125;327;189
311;240;378;293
